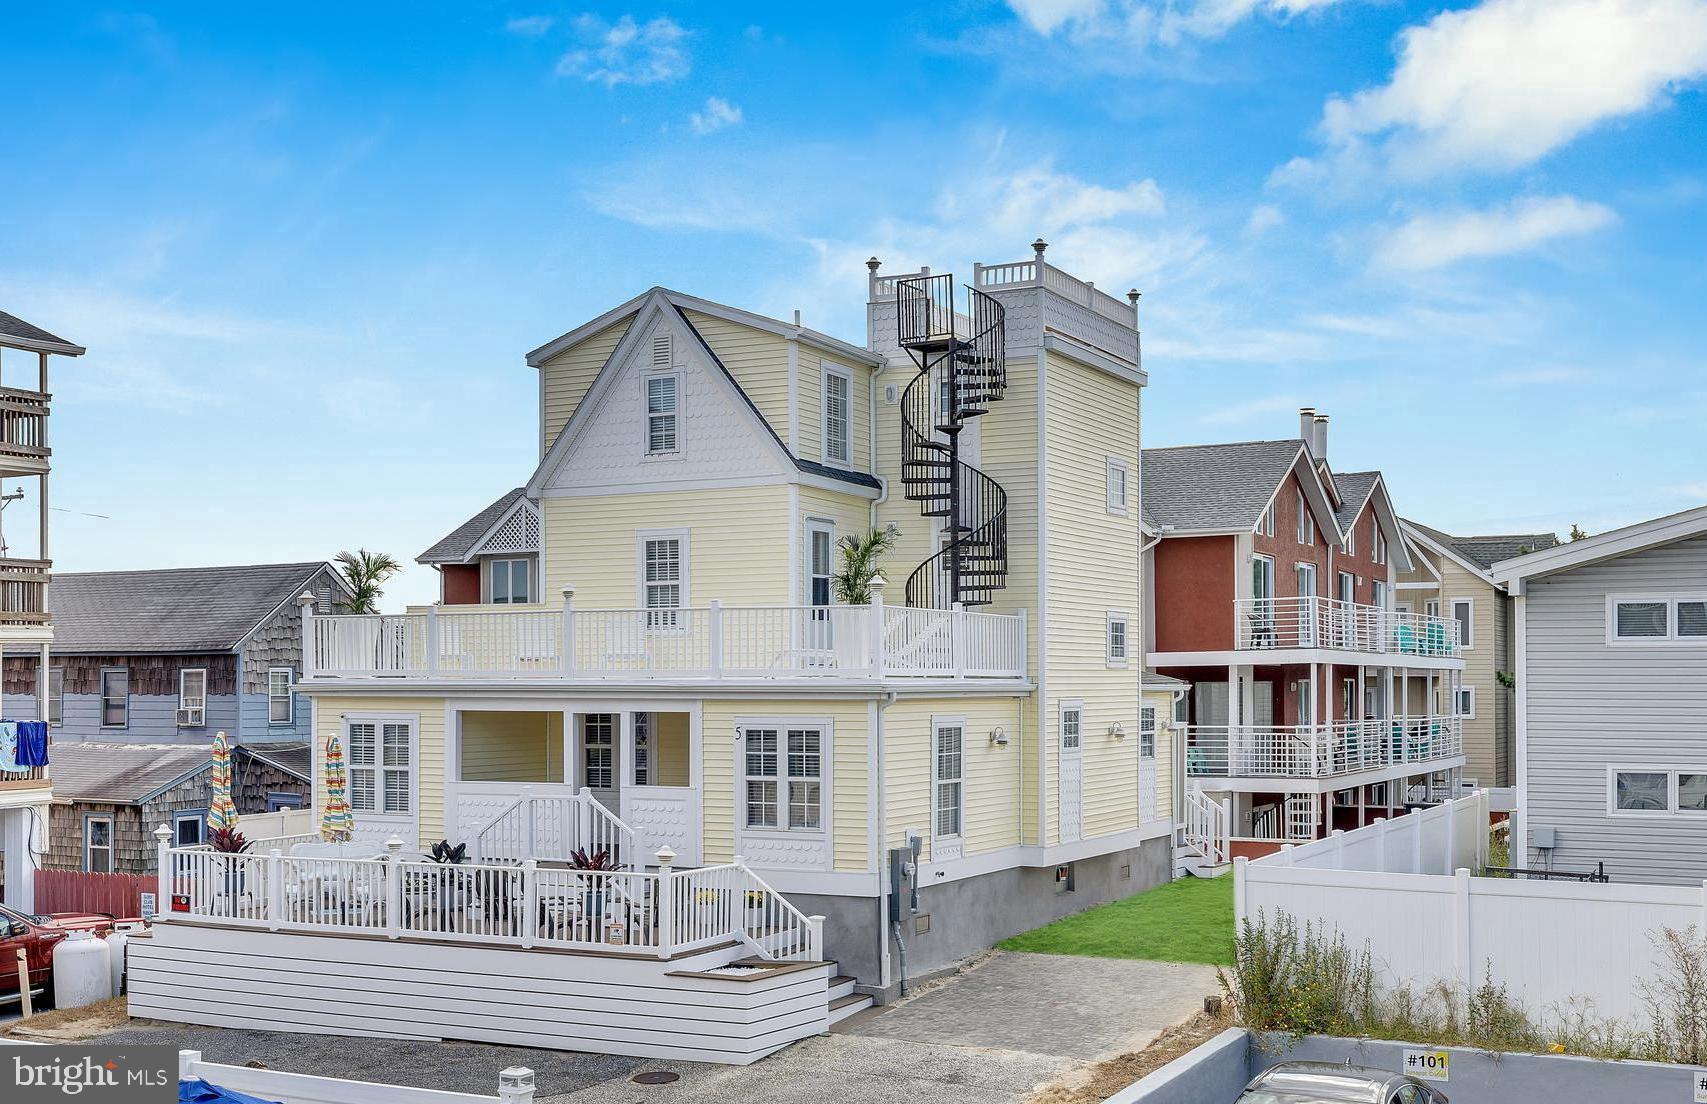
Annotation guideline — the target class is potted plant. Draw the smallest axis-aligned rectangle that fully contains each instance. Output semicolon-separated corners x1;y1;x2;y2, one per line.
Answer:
424;840;469;928
208;827;250;904
569;848;616;936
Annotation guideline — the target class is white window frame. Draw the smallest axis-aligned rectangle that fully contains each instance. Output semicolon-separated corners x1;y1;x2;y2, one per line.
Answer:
345;714;417;819
1605;594;1707;645
1372;579;1388;611
268;667;293;725
632;710;652;786
1451;597;1475;650
736;717;832;837
822;361;852;466
1106;457;1130;516
1296;491;1313;545
583;713;615;790
100;667;128;729
173;810;206;848
1373;527;1387;565
47;666;63;727
488;557;532;604
637;529;690;630
931;715;966;850
1106;611;1131;668
1060;699;1084;752
1606;766;1707;818
644;371;681;457
1344;521;1356;557
1139;705;1157;759
83;815;115;873
1454;686;1476;719
178;668;207;725
1259;501;1275;538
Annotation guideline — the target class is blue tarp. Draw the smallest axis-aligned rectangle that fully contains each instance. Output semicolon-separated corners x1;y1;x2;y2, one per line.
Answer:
178;1078;284;1104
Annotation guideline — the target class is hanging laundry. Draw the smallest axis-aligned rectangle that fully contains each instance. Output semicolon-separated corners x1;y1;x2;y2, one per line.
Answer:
0;721;21;773
14;720;48;767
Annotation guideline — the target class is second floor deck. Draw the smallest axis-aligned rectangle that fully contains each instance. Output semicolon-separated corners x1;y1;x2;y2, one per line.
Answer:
1233;596;1461;659
304;600;1028;684
1186;715;1463;781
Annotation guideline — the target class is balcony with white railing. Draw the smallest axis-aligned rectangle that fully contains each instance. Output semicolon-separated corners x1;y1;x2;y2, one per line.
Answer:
1234;596;1462;659
303;597;1028;684
1185;716;1463;780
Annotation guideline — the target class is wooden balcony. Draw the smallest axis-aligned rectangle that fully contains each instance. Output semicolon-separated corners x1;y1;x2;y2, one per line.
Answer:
0;386;50;474
0;557;50;626
0;762;49;792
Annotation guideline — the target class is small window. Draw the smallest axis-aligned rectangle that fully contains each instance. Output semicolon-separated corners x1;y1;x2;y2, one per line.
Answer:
1296;491;1313;545
268;668;293;725
1372;580;1387;610
1451;598;1474;648
1373;528;1387;565
1454;687;1476;719
1172;695;1189;724
641;535;686;628
633;711;652;786
1106;614;1130;666
1344;522;1356;557
174;811;205;848
84;816;114;873
933;722;963;840
823;364;851;465
1616;770;1672;812
1139;706;1157;758
645;374;679;454
1060;704;1082;751
489;558;531;604
48;667;63;726
1259;502;1275;537
1616;601;1669;638
1680;601;1707;638
348;719;412;814
583;713;615;790
178;668;207;726
1107;459;1129;515
100;668;129;728
266;792;304;812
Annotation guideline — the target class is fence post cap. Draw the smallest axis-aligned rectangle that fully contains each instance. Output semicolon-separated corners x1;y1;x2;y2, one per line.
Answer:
297;591;317;608
385;836;405;854
154;823;173;841
655;845;676;867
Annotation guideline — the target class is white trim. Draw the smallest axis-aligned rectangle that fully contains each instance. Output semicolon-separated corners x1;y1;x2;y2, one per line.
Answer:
99;666;128;729
915;822;1172;887
1454;685;1477;720
930;714;966;861
821;359;852;466
1106;456;1131;516
267;667;295;725
1450;596;1475;650
1400;521;1491;584
1604;764;1707;818
83;813;115;873
733;715;834;863
538;471;879;500
1059;698;1084;751
1604;592;1707;645
1039;332;1146;385
1492;503;1707;584
636;528;690;619
462;497;543;564
178;667;208;718
804;516;835;607
344;712;419;819
1106;610;1131;668
484;556;535;605
1514;592;1529;863
642;370;682;457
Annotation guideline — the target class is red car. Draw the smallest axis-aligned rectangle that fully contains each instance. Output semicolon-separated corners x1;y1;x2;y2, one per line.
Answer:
0;902;120;1007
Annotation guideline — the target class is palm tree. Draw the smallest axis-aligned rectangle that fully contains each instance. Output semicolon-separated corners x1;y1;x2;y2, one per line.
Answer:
336;549;402;614
833;525;900;604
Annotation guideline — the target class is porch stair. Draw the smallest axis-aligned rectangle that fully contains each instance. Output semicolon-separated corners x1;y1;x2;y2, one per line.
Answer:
1173;841;1231;880
827;973;874;1026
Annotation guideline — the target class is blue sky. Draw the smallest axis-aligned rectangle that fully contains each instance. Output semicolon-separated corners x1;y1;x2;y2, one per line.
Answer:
2;1;1704;608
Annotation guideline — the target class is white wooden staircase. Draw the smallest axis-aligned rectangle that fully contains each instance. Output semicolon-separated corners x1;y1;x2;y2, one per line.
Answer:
1177;789;1232;878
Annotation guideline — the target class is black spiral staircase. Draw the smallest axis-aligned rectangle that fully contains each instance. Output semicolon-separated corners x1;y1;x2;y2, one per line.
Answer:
895;274;1009;609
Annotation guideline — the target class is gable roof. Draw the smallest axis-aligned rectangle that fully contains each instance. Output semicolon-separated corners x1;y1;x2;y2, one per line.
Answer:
46;563;344;654
525;292;880;500
1332;471;1381;533
1490;504;1707;586
0;309;84;356
48;741;311;804
419;488;528;565
1404;519;1561;581
1142;440;1336;535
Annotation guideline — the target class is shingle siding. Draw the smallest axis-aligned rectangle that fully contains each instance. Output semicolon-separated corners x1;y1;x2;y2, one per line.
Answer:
1523;533;1707;884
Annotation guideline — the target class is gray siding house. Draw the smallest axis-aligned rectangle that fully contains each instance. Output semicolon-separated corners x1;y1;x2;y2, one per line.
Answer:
1;562;352;746
1493;505;1707;885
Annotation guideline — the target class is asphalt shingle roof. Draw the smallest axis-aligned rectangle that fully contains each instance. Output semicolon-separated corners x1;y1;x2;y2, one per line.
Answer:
418;488;527;565
0;309;83;354
1141;440;1306;532
1406;519;1561;572
46;563;334;653
47;741;311;804
1333;471;1382;532
245;742;312;781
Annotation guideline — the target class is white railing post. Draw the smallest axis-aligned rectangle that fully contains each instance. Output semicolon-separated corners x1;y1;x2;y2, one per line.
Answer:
1452;867;1472;997
807;914;825;961
498;1068;537;1104
708;600;724;677
655;846;676;960
297;592;318;680
426;605;440;677
523;786;538;859
267;848;284;930
520;859;538;949
179;1050;202;1081
154;824;172;917
1016;607;1028;677
578;787;594;858
561;586;576;678
384;836;405;939
869;576;887;678
951;602;966;679
1232;855;1248;925
1374;817;1388;870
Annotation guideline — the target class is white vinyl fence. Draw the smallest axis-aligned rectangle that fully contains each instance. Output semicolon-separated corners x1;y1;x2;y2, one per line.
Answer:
1236;791;1704;1023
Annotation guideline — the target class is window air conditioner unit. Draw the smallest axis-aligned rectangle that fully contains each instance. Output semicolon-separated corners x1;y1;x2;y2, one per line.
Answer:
177;706;205;727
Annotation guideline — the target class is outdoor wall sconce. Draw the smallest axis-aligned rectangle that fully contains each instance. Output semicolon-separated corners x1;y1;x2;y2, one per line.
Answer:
1108;721;1127;740
989;726;1008;746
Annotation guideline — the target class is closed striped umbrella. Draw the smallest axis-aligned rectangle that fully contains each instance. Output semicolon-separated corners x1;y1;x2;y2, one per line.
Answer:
320;733;354;842
207;731;239;832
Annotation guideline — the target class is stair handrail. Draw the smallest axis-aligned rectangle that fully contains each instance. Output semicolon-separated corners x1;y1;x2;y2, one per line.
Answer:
470;789;638;868
1184;789;1230;866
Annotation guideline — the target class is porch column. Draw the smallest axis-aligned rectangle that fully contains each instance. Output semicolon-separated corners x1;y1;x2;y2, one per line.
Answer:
0;806;44;913
562;711;578;788
618;711;634;798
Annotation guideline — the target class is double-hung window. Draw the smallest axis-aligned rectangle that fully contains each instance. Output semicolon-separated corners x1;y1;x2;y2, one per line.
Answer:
1107;459;1130;515
933;722;964;840
822;364;851;465
646;374;679;454
47;667;63;726
641;534;686;628
1608;597;1707;643
489;558;531;604
348;718;413;815
100;668;128;728
1106;613;1130;666
268;668;293;725
1139;706;1157;758
743;725;824;831
1061;705;1082;751
583;714;614;789
178;668;207;727
84;816;114;873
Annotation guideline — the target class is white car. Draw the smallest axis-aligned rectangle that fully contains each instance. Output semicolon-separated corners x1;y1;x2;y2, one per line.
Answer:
1237;1062;1449;1104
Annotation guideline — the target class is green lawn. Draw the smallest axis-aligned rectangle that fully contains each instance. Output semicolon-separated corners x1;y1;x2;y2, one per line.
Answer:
997;875;1236;966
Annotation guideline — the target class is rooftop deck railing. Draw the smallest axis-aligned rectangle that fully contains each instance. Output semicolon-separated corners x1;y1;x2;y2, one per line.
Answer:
1185;716;1463;779
303;598;1027;682
1234;596;1461;658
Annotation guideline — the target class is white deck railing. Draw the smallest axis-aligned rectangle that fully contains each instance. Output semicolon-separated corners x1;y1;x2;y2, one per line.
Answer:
1185;716;1463;779
1183;789;1230;866
304;598;1027;682
1234;596;1461;657
472;787;637;867
157;839;823;963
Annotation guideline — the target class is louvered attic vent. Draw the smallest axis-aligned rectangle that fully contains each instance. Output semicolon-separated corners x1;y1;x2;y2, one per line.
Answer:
652;332;672;369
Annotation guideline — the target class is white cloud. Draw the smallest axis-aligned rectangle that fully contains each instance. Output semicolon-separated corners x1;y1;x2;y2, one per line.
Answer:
1006;0;1351;44
1314;0;1707;179
689;96;743;135
1372;195;1617;271
1245;203;1284;236
1201;394;1310;425
556;14;690;86
1483;366;1590;387
505;15;555;37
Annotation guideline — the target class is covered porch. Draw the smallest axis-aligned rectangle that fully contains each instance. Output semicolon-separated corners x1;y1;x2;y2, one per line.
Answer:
446;705;702;867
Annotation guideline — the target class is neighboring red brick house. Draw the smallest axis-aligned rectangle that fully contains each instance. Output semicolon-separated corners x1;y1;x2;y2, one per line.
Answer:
1145;410;1467;857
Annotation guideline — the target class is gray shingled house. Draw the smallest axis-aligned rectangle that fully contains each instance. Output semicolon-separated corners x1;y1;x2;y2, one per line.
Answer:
1;562;351;746
43;741;310;873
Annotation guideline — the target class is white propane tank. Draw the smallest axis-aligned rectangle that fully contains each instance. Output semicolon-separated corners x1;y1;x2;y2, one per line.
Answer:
52;929;113;1009
106;923;143;995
